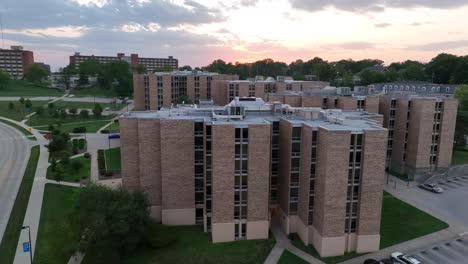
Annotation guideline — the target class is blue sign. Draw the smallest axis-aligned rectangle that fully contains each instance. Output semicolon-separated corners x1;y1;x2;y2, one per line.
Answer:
23;242;30;253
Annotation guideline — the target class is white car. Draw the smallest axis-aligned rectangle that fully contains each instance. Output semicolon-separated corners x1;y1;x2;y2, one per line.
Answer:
391;252;421;264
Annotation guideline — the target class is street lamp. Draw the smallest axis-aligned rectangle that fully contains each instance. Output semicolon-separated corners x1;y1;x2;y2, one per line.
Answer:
21;225;33;264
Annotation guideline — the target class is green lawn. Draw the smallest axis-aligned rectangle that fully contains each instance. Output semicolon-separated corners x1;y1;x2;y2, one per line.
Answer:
278;250;309;264
53;100;119;111
0;118;36;140
0;101;48;121
34;184;80;264
69;86;118;98
83;226;276;264
452;149;468;165
103;121;119;132
104;147;121;171
35;120;112;133
289;191;448;264
47;156;91;183
27;112;116;127
0;80;64;97
0;146;40;264
380;191;448;248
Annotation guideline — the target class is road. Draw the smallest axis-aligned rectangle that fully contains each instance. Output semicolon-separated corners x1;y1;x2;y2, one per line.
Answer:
0;122;31;241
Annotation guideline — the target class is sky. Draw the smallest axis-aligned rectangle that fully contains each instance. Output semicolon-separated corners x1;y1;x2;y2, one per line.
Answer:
2;0;468;71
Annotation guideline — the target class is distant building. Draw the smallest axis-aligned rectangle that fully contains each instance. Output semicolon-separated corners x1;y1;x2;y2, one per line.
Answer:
35;62;51;75
69;52;178;72
369;81;459;95
133;71;238;110
48;73;97;89
0;46;34;79
120;97;387;256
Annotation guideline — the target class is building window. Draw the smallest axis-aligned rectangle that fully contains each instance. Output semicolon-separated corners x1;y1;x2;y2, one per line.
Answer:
235;127;248;240
345;134;363;233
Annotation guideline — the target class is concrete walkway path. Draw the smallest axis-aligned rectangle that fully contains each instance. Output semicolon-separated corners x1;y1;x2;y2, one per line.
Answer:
264;218;325;264
12;122;49;264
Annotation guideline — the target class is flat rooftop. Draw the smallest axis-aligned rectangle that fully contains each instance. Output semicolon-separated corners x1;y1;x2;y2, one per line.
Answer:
122;97;385;132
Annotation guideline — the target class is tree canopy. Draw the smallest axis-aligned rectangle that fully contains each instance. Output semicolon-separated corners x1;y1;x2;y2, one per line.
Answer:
25;63;48;82
0;69;10;89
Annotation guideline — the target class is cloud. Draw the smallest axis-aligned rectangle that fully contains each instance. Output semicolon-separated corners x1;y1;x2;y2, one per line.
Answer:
1;0;224;30
289;0;468;13
327;41;376;50
375;23;391;28
239;0;259;6
407;40;468;51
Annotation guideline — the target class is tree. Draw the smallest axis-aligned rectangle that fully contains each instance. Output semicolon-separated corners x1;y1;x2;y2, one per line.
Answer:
359;69;385;85
35;106;45;116
179;65;192;71
74;185;156;259
451;56;468;84
48;102;55;110
0;69;10;89
25;99;32;111
177;95;192;104
401;62;427;81
455;85;468;111
425;53;459;84
153;65;173;72
60;64;77;90
69;107;78;115
93;104;103;117
8;102;14;110
54;166;64;182
134;64;147;74
50;158;58;172
80;109;89;118
454;85;468;147
60;151;71;165
19;97;24;105
24;63;48;83
60;109;68;119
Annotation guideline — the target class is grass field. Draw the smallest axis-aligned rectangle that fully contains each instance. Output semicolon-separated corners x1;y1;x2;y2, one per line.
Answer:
52;100;118;110
380;191;448;248
104;148;121;171
0;80;64;97
35;120;112;133
69;86;118;98
102;121;119;132
289;191;448;263
47;156;91;183
0;118;36;140
0;101;48;121
83;226;276;264
0;146;40;264
278;250;309;264
34;184;80;264
452;149;468;165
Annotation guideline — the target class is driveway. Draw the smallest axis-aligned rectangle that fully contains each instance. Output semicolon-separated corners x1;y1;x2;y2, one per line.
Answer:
0;122;31;241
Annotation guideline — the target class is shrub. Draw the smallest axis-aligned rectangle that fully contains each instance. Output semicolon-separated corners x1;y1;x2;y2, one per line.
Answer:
84;152;91;159
105;171;113;177
97;150;105;175
78;139;86;149
60;151;71;165
72;144;78;155
79;109;89;118
73;126;87;133
101;129;109;134
48;124;55;132
69;107;78;115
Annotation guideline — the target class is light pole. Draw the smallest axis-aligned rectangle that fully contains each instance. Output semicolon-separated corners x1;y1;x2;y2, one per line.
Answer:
22;225;33;264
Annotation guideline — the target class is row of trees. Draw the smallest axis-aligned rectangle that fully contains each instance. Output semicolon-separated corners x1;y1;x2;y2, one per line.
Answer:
455;85;468;147
0;64;49;89
60;60;133;96
200;53;468;85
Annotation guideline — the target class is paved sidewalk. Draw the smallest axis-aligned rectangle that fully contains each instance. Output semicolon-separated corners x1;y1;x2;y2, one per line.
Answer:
45;179;82;188
264;218;325;264
5;119;49;264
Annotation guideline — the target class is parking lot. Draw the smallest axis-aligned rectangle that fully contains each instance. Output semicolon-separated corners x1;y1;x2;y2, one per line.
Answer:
409;236;468;264
388;175;468;229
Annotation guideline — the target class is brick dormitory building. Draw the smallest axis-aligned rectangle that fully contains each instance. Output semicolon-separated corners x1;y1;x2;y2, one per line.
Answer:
123;75;459;257
121;97;388;256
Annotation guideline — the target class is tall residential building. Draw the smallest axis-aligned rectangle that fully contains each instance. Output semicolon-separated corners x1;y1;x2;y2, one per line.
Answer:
265;89;380;114
0;46;34;79
379;96;458;179
120;97;387;257
133;71;238;110
211;77;329;106
69;52;178;72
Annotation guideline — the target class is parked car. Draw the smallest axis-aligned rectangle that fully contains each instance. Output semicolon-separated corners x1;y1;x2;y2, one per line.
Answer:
418;183;444;193
391;252;421;264
108;133;120;139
